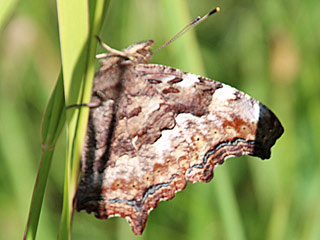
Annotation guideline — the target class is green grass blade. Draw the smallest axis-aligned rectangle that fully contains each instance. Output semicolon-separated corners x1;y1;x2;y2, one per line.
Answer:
69;0;110;193
24;73;66;240
56;0;89;238
42;74;66;145
214;168;246;240
0;0;18;31
56;0;110;239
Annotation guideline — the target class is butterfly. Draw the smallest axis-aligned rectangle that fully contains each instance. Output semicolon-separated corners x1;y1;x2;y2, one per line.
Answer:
75;8;283;235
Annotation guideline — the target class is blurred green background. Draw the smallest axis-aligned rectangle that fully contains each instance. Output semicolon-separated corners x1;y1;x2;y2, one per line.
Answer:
1;0;320;239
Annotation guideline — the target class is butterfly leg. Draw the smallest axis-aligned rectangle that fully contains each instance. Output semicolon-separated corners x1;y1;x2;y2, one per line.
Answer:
95;35;132;60
66;89;113;110
66;102;101;109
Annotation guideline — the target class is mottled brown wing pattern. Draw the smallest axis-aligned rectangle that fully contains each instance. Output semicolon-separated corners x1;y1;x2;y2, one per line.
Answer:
76;42;283;235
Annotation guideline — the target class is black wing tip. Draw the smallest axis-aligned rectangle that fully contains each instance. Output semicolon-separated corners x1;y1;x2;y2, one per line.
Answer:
253;104;284;159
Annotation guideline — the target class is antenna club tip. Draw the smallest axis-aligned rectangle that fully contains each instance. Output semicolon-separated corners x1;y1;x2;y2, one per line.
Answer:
208;7;221;16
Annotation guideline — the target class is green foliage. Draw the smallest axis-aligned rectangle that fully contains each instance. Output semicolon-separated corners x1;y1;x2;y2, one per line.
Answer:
56;0;109;239
0;0;319;239
24;73;65;240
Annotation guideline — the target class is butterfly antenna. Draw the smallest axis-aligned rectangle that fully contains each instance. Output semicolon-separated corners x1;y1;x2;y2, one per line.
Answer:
153;7;220;54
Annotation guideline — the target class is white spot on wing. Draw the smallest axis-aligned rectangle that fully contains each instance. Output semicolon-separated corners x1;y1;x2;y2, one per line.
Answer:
132;136;138;148
213;84;237;101
176;73;199;88
162;75;177;82
143;98;160;116
153;126;180;155
253;102;261;121
175;113;207;138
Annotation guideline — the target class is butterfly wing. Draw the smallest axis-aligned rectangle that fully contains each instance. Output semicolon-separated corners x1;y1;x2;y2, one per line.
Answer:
136;64;284;160
76;63;283;235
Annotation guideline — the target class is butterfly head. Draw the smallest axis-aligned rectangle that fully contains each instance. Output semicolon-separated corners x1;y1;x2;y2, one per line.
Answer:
123;40;154;63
